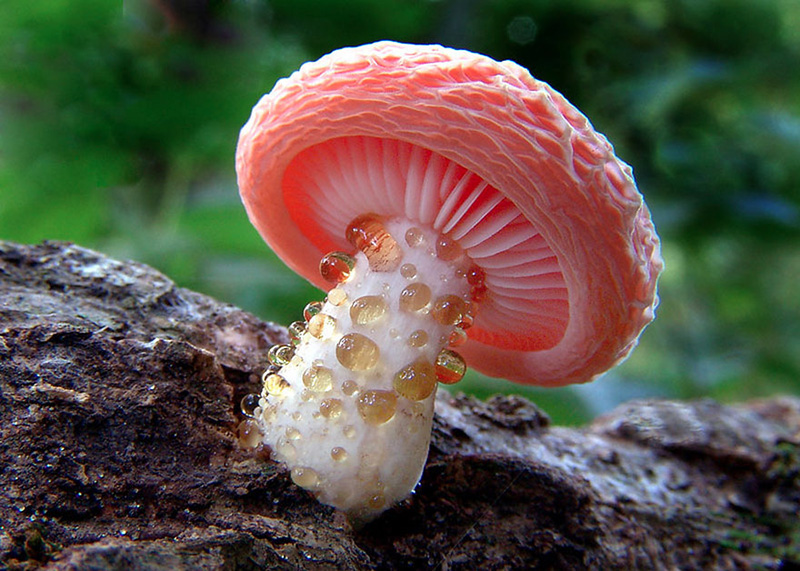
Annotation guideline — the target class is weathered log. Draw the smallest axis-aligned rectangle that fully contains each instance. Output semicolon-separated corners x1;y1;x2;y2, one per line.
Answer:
1;240;798;570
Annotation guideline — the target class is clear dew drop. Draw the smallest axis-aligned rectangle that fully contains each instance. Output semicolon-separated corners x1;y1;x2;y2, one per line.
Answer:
302;364;334;392
237;419;261;448
448;327;468;347
267;344;294;367
240;393;260;418
264;373;290;396
336;333;380;371
331;447;348;462
319;251;356;284
346;213;402;272
350;295;388;325
291;466;320;489
307;313;336;339
404;227;425;248
399;283;432;312
285;426;302;441
303;300;323;321
356;390;397;425
435;349;467;385
343;425;357;438
393;358;437;401
287;321;307;346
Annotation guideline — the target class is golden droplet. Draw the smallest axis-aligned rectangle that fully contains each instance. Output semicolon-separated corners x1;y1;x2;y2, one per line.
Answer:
307;313;336;339
448;327;468;347
264;373;290;396
350;295;388;325
400;263;417;279
331;447;349;462
393;358;437;401
346;213;402;272
291;466;320;489
404;227;425;248
237;419;261;448
435;349;467;385
327;287;348;306
408;329;429;348
302;364;333;392
341;380;359;396
431;294;466;326
399;283;432;312
336;333;380;371
435;235;463;261
319;398;344;419
356;390;398;425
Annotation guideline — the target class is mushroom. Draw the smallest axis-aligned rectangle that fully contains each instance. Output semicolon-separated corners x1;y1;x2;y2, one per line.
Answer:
236;41;662;522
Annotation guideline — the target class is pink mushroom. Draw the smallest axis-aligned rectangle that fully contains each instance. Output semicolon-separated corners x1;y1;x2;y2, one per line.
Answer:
236;41;662;522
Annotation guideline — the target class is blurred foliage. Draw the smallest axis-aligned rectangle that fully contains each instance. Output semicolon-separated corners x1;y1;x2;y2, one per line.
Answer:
1;0;798;425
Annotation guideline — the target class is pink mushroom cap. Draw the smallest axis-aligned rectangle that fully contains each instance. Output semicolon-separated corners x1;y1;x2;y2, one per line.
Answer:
236;41;663;387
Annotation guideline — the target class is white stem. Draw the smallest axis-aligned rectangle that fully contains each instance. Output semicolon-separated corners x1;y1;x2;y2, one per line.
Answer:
256;218;471;523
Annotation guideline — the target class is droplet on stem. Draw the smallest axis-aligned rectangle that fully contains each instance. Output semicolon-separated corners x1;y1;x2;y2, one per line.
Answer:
431;294;466;326
240;393;260;418
319;251;356;284
336;333;380;371
356;390;398;425
399;283;432;312
350;295;388;325
435;349;467;384
346;213;402;272
267;344;294;366
393;358;437;401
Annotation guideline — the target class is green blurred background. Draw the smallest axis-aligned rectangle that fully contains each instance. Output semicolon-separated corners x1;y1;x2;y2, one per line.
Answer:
1;0;798;425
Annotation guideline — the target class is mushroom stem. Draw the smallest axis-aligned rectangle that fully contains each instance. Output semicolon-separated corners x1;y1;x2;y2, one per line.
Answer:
256;214;474;522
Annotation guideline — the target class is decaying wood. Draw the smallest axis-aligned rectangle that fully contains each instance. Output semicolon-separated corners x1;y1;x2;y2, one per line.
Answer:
1;240;798;570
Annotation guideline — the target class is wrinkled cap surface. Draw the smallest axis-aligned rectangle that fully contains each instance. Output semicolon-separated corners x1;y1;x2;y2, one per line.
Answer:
236;41;663;386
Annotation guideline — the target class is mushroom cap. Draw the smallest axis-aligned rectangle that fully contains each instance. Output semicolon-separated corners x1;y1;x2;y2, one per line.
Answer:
236;41;663;387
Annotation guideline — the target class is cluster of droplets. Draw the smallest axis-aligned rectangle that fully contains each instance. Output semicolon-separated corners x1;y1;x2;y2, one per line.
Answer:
239;213;485;518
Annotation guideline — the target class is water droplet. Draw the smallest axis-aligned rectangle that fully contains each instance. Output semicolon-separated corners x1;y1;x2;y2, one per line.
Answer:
319;251;356;283
346;213;402;272
343;425;357;438
467;265;485;286
341;380;359;396
399;283;432;312
400;263;417;279
291;466;319;489
307;313;336;339
319;398;344;419
285;427;302;440
435;235;463;261
276;439;296;461
408;329;429;348
356;390;397;425
435;349;467;384
405;227;425;248
288;321;307;345
327;287;348;306
331;447;348;462
368;493;386;509
302;364;334;392
448;327;467;347
431;295;466;326
264;373;290;396
336;333;380;371
267;344;294;366
393;359;437;401
240;393;260;418
237;419;261;448
303;300;324;321
350;295;388;325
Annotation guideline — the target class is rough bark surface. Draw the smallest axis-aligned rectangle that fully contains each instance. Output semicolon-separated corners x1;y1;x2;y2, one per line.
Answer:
1;240;798;570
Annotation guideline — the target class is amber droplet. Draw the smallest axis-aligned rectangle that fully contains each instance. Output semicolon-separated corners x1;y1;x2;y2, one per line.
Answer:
319;398;344;419
240;393;260;418
303;300;323;321
346;213;402;272
431;295;466;326
267;344;294;366
408;329;429;348
331;447;349;462
435;349;467;384
368;493;386;510
319;251;356;284
470;282;488;303
341;380;359;396
288;320;307;346
327;287;347;306
302;364;333;392
466;265;485;286
350;295;388;325
237;419;261;448
291;466;319;489
400;263;417;279
393;359;437;401
435;235;463;261
399;283;432;312
356;390;398;425
448;327;468;347
285;426;302;440
307;313;336;339
336;333;380;371
264;373;290;395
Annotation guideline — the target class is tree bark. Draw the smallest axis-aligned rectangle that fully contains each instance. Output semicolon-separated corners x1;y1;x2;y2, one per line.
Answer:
1;240;798;570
